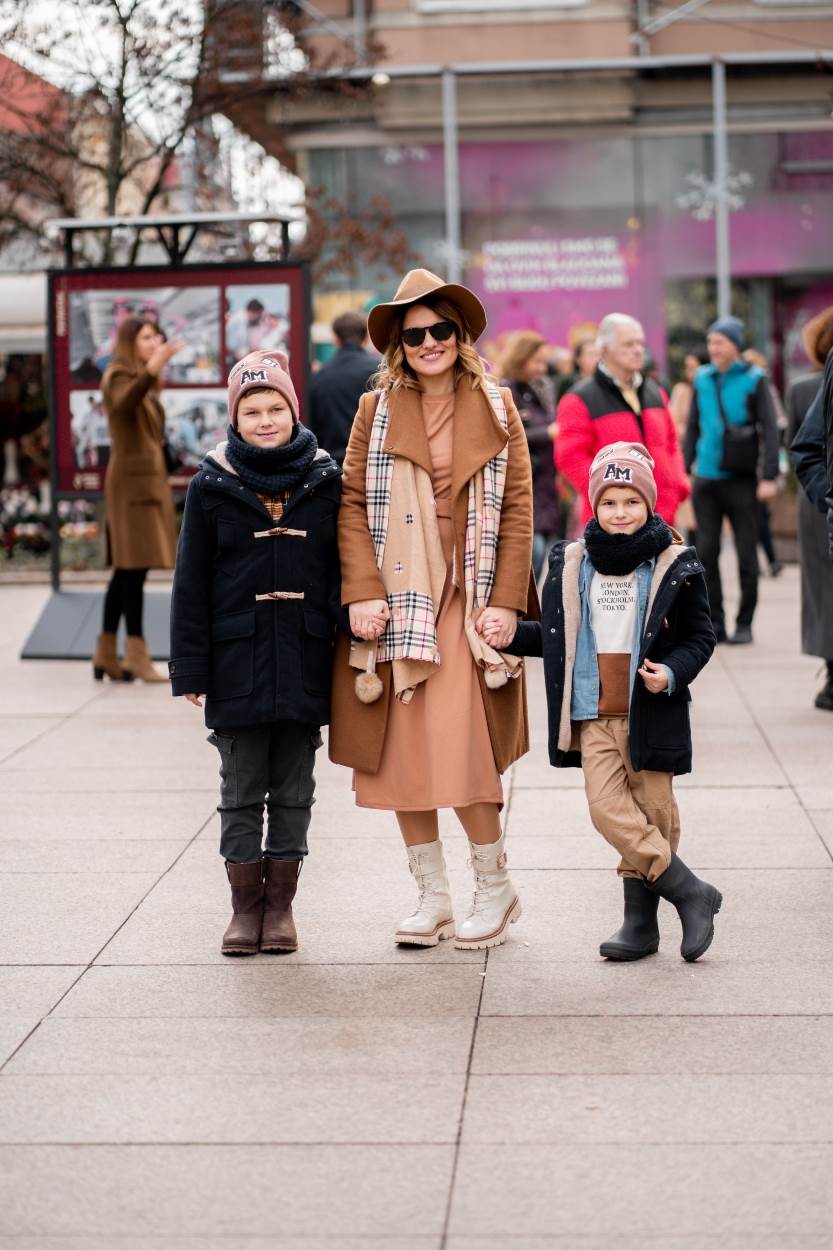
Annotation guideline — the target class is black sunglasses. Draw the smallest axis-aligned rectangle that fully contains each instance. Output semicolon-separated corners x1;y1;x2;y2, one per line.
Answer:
401;320;456;349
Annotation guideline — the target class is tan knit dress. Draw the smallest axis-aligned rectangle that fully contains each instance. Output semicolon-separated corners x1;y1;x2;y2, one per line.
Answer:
353;393;503;811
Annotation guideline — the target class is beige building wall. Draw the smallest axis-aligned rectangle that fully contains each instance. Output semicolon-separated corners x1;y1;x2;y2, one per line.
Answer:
300;0;833;66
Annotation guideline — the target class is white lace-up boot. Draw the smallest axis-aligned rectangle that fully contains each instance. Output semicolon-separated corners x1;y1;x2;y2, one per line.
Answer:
454;833;522;950
394;840;455;947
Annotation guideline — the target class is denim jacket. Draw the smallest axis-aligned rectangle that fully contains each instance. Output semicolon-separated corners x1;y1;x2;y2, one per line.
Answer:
570;552;674;720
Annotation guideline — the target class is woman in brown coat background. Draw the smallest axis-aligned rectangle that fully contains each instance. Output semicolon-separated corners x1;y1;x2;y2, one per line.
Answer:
330;269;536;950
93;318;182;682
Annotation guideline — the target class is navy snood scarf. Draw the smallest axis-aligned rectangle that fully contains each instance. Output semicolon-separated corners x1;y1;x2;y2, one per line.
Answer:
224;423;318;495
583;513;673;575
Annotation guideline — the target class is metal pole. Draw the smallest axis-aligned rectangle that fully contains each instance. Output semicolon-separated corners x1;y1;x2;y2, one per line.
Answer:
353;0;368;64
712;58;731;318
442;68;462;283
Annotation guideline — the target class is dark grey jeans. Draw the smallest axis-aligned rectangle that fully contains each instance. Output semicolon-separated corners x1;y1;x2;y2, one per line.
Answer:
692;475;759;631
208;720;323;864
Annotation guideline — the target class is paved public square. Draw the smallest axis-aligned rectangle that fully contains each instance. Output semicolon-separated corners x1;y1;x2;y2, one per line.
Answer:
1;558;833;1248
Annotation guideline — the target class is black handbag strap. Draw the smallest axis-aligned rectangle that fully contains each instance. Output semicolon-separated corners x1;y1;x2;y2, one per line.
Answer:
712;365;755;432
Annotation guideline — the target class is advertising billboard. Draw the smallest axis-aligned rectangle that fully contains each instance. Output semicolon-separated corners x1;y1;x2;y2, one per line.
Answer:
50;262;309;495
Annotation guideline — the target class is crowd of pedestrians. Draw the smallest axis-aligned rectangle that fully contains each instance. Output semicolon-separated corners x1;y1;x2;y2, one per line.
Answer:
95;266;833;963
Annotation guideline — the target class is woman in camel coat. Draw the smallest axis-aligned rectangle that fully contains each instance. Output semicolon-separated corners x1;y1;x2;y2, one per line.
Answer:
94;318;182;682
329;269;536;950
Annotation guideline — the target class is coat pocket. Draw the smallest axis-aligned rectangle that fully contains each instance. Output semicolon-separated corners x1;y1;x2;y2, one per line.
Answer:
209;610;255;701
125;453;166;505
644;695;689;751
302;608;334;697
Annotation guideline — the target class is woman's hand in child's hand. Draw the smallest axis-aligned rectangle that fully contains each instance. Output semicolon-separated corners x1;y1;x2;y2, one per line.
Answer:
638;659;669;693
349;599;390;641
184;693;204;708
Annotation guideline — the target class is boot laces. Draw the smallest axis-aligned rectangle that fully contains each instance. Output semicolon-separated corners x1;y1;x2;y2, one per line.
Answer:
466;865;497;918
411;851;446;911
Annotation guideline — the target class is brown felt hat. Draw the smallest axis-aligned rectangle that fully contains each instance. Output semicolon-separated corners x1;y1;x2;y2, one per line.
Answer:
802;305;833;370
367;268;487;354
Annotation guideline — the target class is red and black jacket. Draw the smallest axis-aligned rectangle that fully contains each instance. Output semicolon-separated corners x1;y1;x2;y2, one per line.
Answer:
556;366;690;526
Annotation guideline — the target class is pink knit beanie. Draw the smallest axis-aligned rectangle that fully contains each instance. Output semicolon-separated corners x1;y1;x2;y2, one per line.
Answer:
588;441;657;516
227;350;299;426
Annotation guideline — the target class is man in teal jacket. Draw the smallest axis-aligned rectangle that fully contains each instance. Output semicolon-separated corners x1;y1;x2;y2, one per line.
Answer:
683;316;779;645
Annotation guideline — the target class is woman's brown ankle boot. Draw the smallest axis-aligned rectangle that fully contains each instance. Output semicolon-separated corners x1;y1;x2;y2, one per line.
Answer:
92;633;132;682
122;636;167;682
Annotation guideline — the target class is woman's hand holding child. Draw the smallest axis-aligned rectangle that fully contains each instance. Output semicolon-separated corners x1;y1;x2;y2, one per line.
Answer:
349;599;390;641
478;607;518;650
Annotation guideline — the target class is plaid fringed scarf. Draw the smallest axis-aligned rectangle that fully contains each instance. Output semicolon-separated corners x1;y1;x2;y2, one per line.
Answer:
351;381;523;703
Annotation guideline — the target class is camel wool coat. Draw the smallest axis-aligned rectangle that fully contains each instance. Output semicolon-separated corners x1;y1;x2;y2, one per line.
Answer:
101;364;178;570
329;378;539;776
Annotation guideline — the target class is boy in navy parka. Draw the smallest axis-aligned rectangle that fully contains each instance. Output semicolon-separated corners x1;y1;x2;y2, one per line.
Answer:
169;351;343;956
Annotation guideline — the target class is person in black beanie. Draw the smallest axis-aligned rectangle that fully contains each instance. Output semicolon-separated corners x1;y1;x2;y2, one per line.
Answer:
495;441;722;963
169;350;344;956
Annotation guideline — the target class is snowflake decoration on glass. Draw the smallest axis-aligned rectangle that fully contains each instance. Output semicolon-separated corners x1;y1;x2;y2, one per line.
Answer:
676;169;754;222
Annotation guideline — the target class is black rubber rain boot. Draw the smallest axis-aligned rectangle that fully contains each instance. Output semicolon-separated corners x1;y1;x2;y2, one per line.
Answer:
647;852;722;962
599;877;660;961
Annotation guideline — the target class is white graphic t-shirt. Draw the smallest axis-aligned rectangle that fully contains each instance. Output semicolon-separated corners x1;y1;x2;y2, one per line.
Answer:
589;571;637;715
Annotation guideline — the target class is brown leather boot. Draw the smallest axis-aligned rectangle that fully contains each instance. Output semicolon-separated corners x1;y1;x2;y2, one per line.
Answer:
92;633;132;682
222;861;264;956
123;635;167;683
260;859;301;953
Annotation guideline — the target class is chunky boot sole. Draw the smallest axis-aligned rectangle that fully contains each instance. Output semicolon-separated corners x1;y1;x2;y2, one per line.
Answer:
453;896;522;950
395;918;455;947
682;888;723;962
260;938;298;954
599;939;659;962
221;943;259;956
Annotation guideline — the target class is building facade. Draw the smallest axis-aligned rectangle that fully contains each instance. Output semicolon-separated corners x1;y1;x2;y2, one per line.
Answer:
227;0;833;382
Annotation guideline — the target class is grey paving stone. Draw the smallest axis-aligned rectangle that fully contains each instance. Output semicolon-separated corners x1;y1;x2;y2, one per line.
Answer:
0;1071;466;1143
0;1240;440;1250
809;810;833;857
0;967;83;1018
6;1016;474;1076
0;872;159;964
447;1240;831;1250
0;768;215;794
462;1073;833;1144
448;1144;833;1238
53;964;486;1018
0;791;216;841
480;959;833;1017
471;1016;833;1075
0;840;187;874
0;1144;454;1237
1;718;211;775
0;717;63;765
0;1018;39;1067
797;785;833;810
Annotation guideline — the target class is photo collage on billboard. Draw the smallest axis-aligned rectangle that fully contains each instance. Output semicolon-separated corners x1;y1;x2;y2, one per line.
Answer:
63;277;293;492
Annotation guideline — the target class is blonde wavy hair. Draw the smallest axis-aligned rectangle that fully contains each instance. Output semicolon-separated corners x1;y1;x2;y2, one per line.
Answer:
494;330;548;382
373;298;488;393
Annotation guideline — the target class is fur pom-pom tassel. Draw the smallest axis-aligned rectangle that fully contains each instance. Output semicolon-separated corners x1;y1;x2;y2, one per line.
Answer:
355;646;383;703
483;665;509;690
355;670;384;703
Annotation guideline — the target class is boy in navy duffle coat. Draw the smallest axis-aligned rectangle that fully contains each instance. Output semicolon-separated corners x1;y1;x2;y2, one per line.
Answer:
492;441;722;963
169;350;343;956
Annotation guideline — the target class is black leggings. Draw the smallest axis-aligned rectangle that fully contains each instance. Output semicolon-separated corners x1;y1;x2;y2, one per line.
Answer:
102;568;148;637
